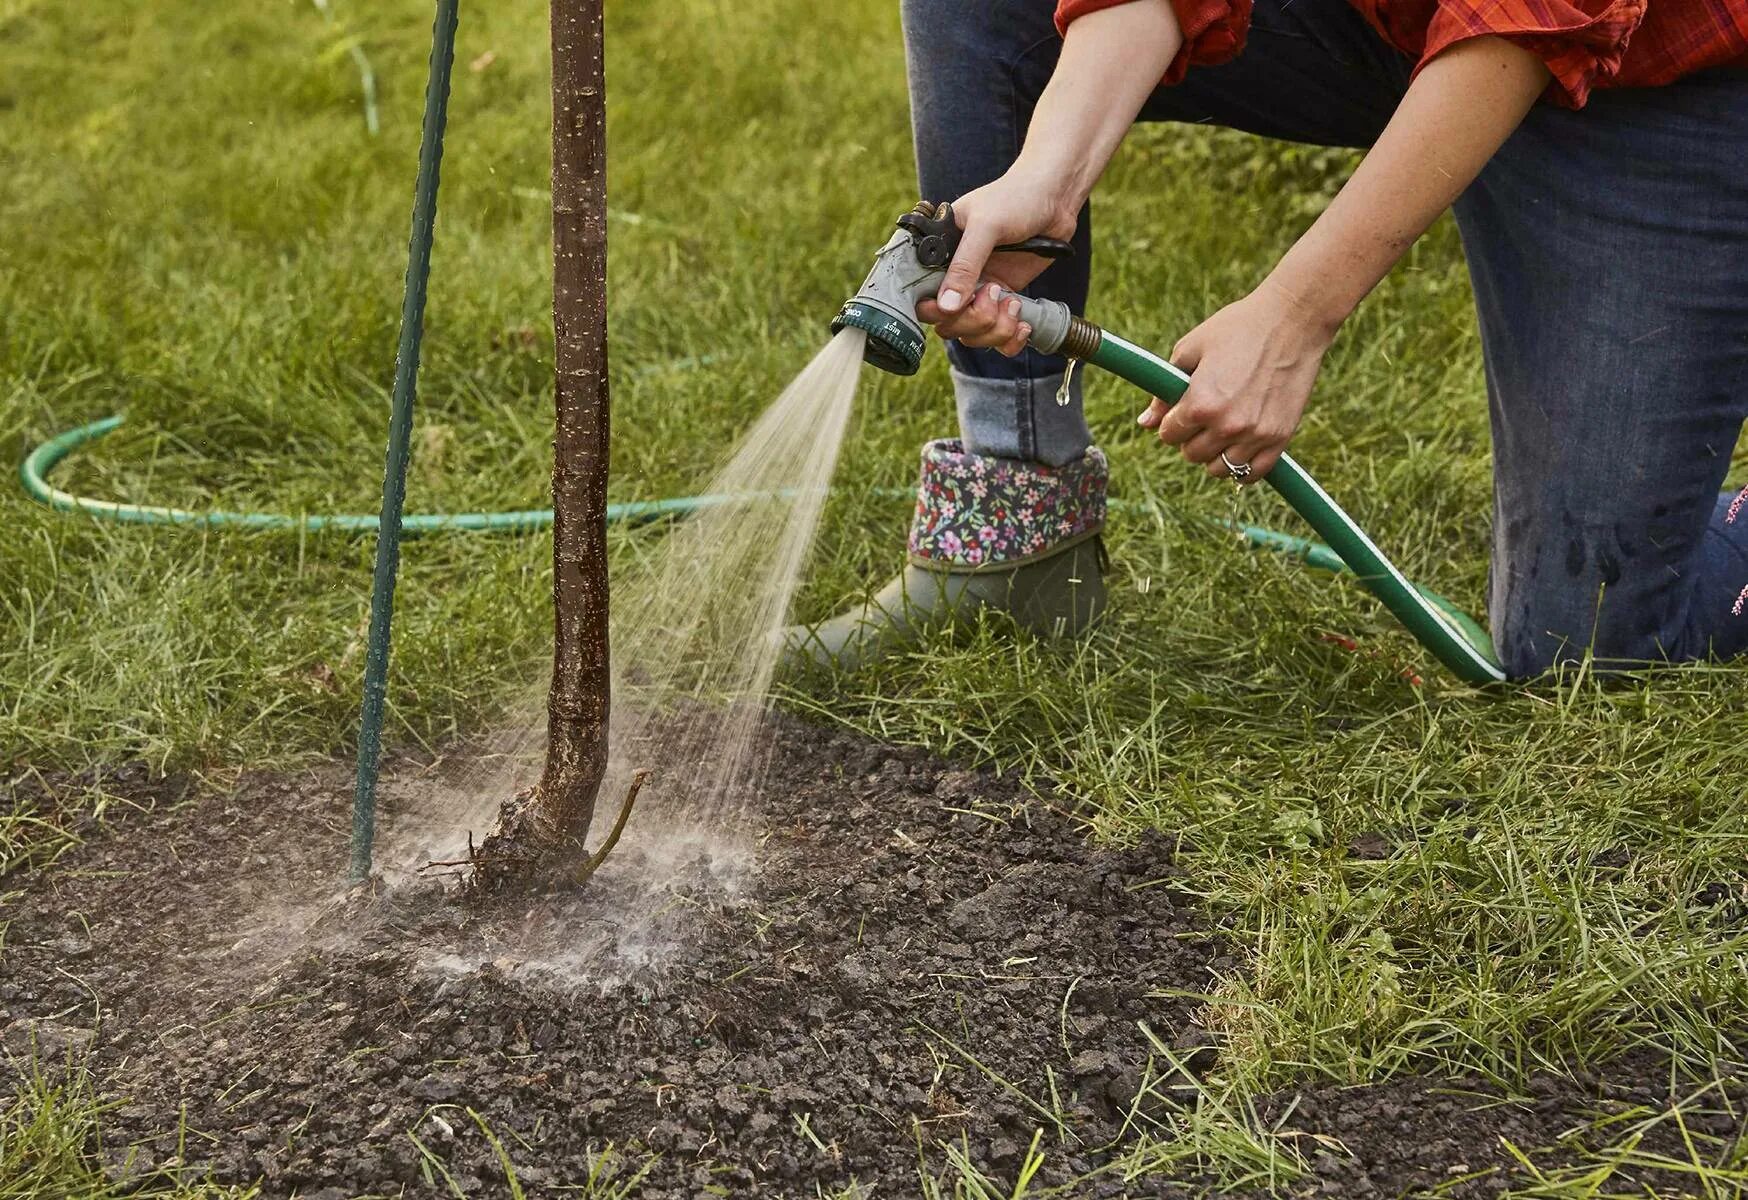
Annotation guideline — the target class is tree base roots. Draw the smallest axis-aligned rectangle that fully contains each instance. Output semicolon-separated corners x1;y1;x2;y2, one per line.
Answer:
436;768;647;896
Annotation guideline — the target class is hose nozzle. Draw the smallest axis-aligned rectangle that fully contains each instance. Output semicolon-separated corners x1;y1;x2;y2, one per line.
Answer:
834;202;1087;376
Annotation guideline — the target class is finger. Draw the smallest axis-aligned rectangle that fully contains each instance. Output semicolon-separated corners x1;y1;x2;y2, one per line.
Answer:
959;294;1024;351
948;284;1017;346
918;281;999;326
936;216;1001;315
1245;444;1285;483
1205;431;1280;480
1157;396;1212;447
1136;397;1169;429
1221;427;1291;482
927;281;1001;341
1180;427;1233;466
917;289;985;332
997;321;1033;358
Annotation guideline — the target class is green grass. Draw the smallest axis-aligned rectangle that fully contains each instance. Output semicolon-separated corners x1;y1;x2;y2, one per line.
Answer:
2;0;1746;1193
1;1068;257;1198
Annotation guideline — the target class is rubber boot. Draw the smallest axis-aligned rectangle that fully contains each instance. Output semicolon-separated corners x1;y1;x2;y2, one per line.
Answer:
782;439;1109;674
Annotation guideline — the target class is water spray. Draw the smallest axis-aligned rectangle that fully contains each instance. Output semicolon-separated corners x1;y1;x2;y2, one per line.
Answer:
836;201;1505;686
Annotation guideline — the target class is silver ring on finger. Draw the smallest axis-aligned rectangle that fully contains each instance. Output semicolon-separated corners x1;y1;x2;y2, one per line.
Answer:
1219;451;1253;483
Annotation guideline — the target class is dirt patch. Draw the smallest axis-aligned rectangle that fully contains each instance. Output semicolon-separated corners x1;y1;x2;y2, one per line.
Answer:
1261;1055;1747;1197
3;717;1211;1195
1;718;1738;1197
1;760;195;873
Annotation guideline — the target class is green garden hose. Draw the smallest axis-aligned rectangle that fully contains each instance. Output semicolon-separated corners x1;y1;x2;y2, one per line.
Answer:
20;411;1497;678
1085;332;1503;684
19;415;712;533
836;201;1504;685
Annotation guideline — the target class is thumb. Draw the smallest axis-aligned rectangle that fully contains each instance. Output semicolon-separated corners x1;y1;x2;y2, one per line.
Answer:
936;217;999;314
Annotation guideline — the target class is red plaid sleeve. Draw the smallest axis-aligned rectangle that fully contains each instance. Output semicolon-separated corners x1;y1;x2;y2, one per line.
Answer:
1056;0;1251;84
1416;0;1647;108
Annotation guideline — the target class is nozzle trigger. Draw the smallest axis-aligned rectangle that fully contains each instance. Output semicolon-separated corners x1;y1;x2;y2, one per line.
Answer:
899;202;1077;267
995;236;1073;260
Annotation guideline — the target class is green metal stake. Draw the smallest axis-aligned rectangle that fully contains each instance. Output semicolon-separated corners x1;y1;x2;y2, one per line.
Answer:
350;0;461;882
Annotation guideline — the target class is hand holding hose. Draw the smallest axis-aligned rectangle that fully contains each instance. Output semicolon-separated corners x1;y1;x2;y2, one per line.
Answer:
915;1;1183;358
915;172;1077;358
1137;37;1550;484
1138;280;1335;483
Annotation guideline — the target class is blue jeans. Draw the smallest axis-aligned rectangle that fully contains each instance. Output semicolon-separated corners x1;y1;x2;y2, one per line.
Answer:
903;0;1748;676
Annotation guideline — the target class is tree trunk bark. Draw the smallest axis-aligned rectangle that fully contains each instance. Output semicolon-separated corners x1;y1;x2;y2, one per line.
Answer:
472;0;610;886
540;0;612;844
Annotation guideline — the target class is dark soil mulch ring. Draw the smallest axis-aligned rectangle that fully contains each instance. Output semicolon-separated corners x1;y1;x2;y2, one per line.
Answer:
1;717;1735;1197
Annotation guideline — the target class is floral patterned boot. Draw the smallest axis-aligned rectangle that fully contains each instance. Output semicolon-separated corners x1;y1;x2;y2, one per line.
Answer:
781;439;1108;673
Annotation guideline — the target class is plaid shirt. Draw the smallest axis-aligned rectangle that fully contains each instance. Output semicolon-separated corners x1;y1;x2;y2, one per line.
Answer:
1057;0;1748;107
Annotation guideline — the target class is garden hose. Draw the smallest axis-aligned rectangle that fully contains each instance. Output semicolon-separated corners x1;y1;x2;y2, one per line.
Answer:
836;200;1505;685
19;412;1496;678
1084;331;1503;684
19;415;703;533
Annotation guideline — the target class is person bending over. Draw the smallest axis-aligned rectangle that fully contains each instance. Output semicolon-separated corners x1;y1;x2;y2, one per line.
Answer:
787;0;1748;680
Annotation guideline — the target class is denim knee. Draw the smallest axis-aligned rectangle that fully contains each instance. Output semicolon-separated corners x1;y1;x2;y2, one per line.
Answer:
1490;514;1712;678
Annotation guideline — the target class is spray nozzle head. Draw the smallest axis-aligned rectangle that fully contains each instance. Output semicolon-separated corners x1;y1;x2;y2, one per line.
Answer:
833;202;1075;376
832;296;929;375
830;202;949;376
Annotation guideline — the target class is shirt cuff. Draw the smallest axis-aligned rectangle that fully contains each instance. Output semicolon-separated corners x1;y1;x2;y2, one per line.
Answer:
1055;0;1250;84
1416;0;1648;109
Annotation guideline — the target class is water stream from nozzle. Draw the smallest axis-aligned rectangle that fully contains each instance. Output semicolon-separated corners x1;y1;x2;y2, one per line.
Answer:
383;329;870;886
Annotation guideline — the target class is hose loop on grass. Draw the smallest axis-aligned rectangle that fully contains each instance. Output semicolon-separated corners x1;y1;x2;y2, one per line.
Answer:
19;412;1499;680
18;415;727;533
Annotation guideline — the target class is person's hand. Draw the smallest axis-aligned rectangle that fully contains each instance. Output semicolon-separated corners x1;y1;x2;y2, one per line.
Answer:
1137;280;1338;482
914;168;1076;358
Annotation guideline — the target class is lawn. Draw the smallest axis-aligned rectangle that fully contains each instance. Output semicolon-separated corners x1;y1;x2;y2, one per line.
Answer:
2;0;1746;1194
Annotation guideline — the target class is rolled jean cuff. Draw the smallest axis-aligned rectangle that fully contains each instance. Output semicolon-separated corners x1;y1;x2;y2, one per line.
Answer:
951;365;1092;468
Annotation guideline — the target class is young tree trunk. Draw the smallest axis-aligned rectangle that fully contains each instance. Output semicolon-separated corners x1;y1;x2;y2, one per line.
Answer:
540;0;612;843
473;0;610;886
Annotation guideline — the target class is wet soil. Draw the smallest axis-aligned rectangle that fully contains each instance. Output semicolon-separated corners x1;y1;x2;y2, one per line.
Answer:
1;718;1737;1197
